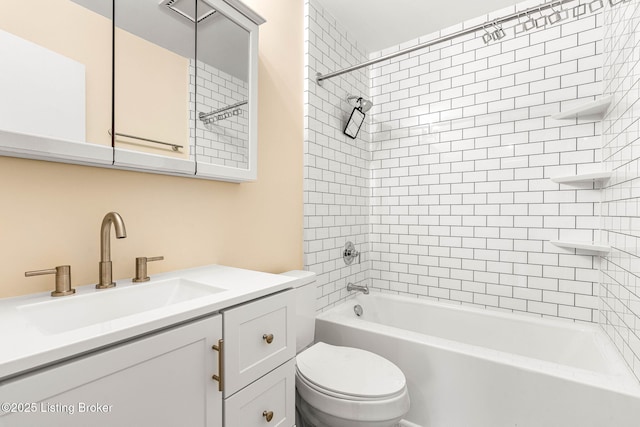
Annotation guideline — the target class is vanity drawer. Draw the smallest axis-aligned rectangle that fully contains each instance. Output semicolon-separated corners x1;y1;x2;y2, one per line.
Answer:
223;289;296;396
224;359;295;427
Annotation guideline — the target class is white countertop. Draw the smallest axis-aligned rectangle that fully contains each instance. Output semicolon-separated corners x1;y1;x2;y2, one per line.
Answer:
0;265;301;381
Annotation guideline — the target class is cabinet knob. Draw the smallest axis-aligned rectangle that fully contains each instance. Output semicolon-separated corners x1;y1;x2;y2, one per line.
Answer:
262;410;274;422
262;333;274;344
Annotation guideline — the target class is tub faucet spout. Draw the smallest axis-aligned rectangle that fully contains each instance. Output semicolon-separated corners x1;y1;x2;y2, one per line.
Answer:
97;211;127;289
347;282;369;294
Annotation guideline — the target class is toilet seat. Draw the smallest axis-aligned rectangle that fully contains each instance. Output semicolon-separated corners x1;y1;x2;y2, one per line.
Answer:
296;342;407;400
296;367;407;402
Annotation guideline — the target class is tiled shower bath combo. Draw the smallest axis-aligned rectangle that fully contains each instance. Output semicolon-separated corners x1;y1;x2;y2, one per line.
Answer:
304;0;640;424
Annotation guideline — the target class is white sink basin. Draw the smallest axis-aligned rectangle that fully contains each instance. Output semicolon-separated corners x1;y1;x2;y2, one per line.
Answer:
17;278;226;335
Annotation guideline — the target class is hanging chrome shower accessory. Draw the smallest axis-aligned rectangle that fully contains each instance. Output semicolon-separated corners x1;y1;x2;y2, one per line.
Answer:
343;96;372;139
199;100;247;128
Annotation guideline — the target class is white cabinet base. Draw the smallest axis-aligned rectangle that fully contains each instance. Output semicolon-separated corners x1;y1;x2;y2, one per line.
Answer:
0;316;222;427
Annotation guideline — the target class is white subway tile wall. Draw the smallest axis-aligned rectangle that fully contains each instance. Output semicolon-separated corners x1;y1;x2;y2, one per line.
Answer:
601;0;640;382
304;0;370;311
189;60;249;169
367;1;604;322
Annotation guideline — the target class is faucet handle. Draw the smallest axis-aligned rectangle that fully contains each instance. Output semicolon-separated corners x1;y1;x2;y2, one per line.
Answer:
343;241;361;265
133;256;164;283
25;265;76;297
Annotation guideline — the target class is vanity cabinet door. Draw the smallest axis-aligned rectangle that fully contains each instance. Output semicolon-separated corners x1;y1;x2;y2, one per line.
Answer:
222;290;296;397
0;315;223;427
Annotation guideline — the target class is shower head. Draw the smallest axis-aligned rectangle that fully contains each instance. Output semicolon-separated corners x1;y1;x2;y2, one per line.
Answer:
347;96;373;113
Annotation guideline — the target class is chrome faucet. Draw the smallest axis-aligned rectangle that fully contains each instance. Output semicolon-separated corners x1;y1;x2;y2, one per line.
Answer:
97;212;127;289
347;282;369;294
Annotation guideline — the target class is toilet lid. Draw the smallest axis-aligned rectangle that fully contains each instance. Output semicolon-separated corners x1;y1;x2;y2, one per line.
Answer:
296;342;406;399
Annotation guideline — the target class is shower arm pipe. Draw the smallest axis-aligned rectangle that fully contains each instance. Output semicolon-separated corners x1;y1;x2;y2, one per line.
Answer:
316;0;576;86
199;100;248;121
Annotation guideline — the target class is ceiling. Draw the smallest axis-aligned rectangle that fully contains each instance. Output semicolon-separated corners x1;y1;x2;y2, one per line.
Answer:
315;0;530;52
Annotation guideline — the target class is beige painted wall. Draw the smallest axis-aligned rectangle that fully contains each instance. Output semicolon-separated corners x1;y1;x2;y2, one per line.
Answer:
0;0;303;298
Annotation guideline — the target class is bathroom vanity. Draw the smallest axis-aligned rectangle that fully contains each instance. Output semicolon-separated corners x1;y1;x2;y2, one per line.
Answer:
0;265;298;426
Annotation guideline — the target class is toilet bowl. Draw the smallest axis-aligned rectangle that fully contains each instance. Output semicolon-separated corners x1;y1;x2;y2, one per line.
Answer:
281;270;411;427
295;342;410;427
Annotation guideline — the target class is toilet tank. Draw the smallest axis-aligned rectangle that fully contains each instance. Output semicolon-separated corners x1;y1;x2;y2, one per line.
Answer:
280;270;317;353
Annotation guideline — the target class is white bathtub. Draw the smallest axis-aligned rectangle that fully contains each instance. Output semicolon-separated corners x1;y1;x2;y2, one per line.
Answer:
315;293;640;427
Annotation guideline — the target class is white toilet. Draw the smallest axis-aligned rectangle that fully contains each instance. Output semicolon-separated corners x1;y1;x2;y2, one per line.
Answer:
282;271;410;427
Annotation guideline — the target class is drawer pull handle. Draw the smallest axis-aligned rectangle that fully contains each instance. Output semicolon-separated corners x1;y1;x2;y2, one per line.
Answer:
211;339;224;392
262;333;274;344
262;410;274;422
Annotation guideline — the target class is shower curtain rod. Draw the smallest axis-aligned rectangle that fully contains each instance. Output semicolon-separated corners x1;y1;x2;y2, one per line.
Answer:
316;0;576;86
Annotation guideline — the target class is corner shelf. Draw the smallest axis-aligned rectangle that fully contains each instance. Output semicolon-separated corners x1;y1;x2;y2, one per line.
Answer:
550;171;612;184
550;240;611;254
550;96;613;120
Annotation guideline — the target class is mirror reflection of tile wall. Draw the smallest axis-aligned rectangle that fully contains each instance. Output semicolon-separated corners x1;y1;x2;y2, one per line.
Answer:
191;59;249;169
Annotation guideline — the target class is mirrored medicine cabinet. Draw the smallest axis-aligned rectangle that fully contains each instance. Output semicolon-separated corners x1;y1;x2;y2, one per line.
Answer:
0;0;263;182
